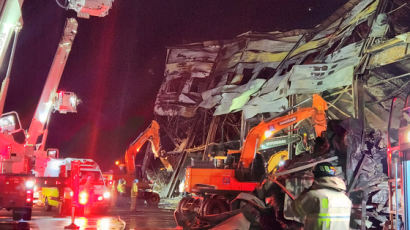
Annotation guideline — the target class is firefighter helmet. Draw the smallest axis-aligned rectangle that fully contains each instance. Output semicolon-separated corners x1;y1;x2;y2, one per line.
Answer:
313;162;336;178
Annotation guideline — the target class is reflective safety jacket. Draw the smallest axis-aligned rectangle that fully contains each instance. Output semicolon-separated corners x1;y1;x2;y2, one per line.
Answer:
131;183;138;197
117;181;126;194
292;176;352;230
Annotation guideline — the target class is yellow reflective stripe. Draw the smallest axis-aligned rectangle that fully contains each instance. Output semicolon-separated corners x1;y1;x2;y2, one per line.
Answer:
306;213;350;230
318;218;330;229
321;198;328;209
317;213;350;219
317;216;351;219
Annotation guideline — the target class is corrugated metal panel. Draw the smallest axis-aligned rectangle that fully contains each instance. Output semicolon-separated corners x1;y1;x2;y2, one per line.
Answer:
154;0;380;118
368;44;410;68
243;97;288;119
288;65;354;95
325;41;363;63
339;0;378;29
213;79;266;115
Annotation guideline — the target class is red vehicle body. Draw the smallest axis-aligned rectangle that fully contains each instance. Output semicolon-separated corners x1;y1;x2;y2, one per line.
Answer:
0;174;35;220
39;158;111;215
0;18;78;220
0;0;113;220
0;0;33;221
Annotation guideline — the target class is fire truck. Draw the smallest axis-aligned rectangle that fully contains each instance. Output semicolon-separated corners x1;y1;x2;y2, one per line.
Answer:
0;0;34;220
175;94;328;227
39;158;111;215
0;16;79;220
0;0;113;220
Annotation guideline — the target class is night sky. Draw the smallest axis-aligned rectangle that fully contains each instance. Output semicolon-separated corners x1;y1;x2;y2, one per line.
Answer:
4;0;347;170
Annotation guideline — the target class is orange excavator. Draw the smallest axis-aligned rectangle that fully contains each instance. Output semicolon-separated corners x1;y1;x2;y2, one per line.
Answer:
116;120;172;206
175;94;328;226
124;120;172;175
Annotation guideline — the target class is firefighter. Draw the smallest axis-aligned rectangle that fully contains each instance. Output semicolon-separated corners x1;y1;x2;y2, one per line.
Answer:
111;179;118;206
292;162;352;230
130;179;139;211
117;178;126;196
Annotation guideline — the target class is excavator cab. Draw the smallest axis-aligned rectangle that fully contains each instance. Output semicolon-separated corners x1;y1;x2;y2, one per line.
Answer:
235;152;266;182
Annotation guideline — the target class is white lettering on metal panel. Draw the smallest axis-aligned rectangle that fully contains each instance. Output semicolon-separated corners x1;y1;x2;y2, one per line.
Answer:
279;117;297;125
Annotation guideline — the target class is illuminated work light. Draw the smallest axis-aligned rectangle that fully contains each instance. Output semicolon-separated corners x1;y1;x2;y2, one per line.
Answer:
79;191;89;205
264;130;273;139
103;191;111;199
399;127;410;151
25;180;35;189
0;112;22;134
0;115;15;132
264;127;275;139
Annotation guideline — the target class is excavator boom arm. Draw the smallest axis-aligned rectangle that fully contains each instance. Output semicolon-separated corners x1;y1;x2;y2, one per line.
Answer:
239;94;327;168
124;120;172;176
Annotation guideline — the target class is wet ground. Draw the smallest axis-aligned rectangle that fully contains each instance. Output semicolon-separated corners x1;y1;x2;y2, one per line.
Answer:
0;197;180;230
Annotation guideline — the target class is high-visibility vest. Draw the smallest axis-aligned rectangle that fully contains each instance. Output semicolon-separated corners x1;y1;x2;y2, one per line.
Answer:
131;183;138;197
117;182;125;194
294;188;351;230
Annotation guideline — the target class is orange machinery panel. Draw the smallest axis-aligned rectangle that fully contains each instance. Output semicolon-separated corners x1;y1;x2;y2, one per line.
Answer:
184;167;258;193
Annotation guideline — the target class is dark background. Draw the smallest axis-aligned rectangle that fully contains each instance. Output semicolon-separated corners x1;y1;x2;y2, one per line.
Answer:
4;0;347;171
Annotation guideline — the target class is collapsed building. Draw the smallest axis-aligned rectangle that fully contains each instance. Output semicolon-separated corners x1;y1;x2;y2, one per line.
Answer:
146;0;409;228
